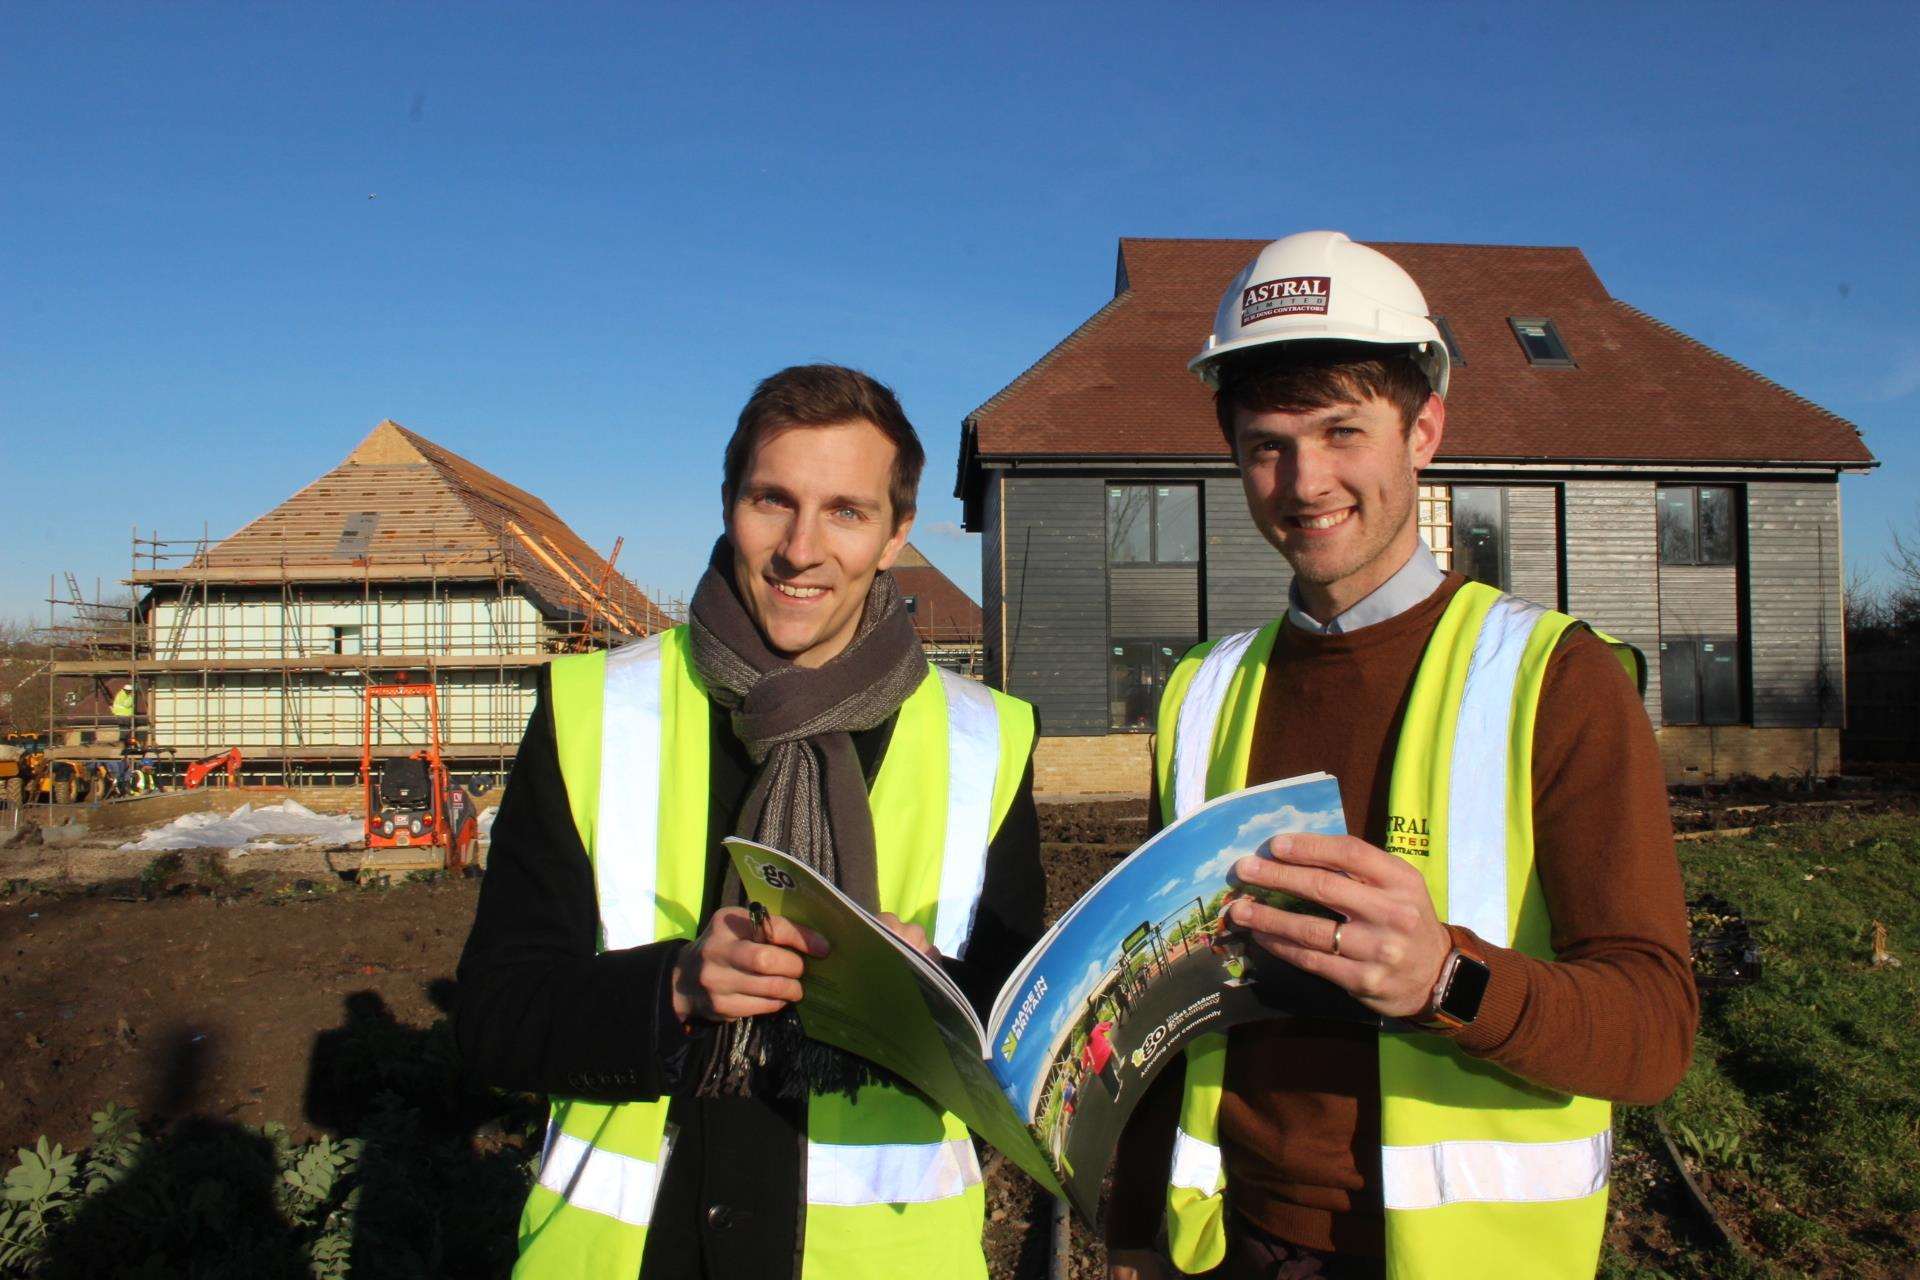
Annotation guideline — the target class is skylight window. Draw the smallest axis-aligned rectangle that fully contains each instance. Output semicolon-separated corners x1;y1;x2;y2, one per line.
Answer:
1509;317;1575;367
1432;315;1466;366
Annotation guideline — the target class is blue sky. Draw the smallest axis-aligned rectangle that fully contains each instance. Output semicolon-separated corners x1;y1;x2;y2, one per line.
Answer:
5;3;1916;622
998;774;1344;1110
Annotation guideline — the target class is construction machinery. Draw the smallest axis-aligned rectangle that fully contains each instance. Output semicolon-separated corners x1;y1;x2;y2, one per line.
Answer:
184;747;245;790
359;681;476;876
2;732;115;805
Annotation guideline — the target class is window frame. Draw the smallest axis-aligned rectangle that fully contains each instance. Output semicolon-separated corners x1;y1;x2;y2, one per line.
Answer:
1657;485;1738;567
1507;316;1576;368
1106;482;1201;566
1431;315;1466;366
1107;638;1187;733
1449;484;1510;592
1659;636;1744;726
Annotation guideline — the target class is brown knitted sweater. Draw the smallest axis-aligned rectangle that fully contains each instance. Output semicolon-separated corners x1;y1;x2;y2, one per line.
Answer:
1108;574;1698;1258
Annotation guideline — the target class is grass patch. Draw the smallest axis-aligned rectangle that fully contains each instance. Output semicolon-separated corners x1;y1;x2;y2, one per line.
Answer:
1606;814;1920;1278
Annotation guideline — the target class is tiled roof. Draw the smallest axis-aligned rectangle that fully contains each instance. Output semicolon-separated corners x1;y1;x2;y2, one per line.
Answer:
892;544;982;644
965;237;1875;471
197;421;673;632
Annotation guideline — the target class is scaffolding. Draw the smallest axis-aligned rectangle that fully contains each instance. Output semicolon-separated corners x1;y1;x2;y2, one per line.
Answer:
42;527;685;787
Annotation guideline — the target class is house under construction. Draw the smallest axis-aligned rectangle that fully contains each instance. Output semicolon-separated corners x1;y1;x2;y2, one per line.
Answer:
51;421;677;784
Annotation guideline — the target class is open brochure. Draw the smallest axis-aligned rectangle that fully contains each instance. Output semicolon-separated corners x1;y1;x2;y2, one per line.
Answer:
725;772;1377;1221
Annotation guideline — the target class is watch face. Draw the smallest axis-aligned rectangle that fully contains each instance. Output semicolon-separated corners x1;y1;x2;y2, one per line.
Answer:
1441;956;1492;1022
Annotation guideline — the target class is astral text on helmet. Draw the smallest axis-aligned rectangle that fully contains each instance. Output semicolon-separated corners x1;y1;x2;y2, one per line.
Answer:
1241;276;1331;325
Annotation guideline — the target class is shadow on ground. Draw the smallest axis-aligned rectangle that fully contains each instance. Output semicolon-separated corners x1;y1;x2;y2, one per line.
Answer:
31;984;542;1280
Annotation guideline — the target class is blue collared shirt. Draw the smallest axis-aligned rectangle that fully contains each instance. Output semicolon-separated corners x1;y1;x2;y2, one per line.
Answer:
1285;541;1447;636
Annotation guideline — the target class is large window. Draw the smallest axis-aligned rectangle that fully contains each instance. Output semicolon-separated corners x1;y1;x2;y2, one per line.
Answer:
1658;486;1736;566
1108;484;1199;564
1660;638;1742;725
1110;640;1185;731
1417;485;1506;590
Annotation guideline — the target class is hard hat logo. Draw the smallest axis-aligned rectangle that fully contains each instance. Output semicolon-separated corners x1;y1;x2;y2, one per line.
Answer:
1190;230;1451;399
1240;276;1331;325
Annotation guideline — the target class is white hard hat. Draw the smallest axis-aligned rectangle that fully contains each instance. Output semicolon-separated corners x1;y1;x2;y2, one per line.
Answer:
1189;230;1450;397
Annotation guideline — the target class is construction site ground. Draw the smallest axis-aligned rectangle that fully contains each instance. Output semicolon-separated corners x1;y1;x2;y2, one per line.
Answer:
3;780;1916;1277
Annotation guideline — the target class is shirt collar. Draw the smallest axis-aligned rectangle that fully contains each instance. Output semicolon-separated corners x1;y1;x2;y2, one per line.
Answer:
1286;541;1446;636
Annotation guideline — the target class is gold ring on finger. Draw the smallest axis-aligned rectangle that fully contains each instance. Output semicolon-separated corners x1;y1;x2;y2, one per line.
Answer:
1330;921;1345;956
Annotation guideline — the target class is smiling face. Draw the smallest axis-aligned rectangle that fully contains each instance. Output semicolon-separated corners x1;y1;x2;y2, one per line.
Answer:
725;418;913;668
1233;391;1444;622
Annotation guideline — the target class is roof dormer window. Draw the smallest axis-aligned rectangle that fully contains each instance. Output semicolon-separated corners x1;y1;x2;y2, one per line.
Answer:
1509;317;1575;367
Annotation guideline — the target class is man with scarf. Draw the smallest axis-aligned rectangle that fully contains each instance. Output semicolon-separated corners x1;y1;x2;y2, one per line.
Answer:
457;364;1043;1279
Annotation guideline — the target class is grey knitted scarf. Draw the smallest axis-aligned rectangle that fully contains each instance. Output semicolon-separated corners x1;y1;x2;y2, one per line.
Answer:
686;536;928;1098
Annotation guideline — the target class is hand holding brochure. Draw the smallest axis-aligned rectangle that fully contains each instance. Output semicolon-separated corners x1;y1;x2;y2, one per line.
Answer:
725;771;1376;1221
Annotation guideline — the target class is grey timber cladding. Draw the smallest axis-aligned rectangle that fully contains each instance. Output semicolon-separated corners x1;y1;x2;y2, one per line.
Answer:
1746;482;1843;728
1659;565;1739;638
1204;476;1291;638
1563;481;1662;725
1001;475;1108;734
981;473;1004;687
1505;486;1560;610
1110;565;1199;638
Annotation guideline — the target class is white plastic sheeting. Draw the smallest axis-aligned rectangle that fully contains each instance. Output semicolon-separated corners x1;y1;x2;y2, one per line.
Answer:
119;800;361;854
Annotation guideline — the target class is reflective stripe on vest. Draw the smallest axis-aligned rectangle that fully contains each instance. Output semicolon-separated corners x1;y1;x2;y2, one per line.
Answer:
932;670;999;959
1168;1128;1223;1193
1443;593;1544;947
1170;627;1259;821
536;1121;664;1227
520;629;1029;1279
1381;1131;1612;1211
807;1136;983;1207
1157;587;1617;1277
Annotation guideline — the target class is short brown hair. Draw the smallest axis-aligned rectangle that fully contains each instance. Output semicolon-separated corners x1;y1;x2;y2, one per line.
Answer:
1213;342;1432;454
724;364;925;526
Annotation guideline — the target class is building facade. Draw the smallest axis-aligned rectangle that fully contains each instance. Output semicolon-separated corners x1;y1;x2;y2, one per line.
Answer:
55;421;672;783
957;239;1874;792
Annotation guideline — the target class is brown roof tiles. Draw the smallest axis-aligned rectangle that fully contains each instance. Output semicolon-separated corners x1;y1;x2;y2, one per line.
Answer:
194;421;672;631
965;238;1875;472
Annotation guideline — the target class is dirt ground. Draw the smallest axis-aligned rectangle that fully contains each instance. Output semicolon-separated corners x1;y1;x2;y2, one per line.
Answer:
0;792;1142;1279
0;784;1867;1276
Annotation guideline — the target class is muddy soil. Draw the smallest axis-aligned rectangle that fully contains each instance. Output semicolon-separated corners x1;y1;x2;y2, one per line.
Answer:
0;785;1793;1276
0;795;1150;1278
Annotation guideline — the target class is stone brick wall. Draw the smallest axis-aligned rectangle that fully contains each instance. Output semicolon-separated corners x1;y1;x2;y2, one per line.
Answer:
1657;726;1843;784
1032;733;1153;798
1036;726;1846;797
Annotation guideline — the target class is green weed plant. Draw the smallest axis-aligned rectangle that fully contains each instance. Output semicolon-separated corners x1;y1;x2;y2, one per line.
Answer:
1606;813;1920;1278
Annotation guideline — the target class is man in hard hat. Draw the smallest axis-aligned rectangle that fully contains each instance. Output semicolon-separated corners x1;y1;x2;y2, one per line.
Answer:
457;364;1043;1279
1107;233;1696;1280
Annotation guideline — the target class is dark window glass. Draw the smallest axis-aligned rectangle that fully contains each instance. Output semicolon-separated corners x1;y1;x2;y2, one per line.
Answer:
1660;637;1742;725
1657;488;1697;565
1697;488;1735;564
1658;486;1738;565
1700;640;1741;724
1509;317;1574;366
1154;486;1200;563
1451;487;1506;590
1109;641;1186;731
1432;316;1466;365
903;596;918;615
1109;483;1201;564
1660;641;1701;725
1107;486;1151;563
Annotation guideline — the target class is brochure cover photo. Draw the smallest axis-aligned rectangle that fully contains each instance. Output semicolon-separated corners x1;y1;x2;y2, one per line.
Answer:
726;772;1374;1220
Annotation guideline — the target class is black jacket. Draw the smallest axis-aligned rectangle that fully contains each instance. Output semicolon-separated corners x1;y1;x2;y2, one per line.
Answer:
455;667;1043;1278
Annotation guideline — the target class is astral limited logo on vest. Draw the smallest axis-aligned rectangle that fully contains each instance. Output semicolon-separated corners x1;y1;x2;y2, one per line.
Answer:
1239;275;1331;325
1384;814;1431;858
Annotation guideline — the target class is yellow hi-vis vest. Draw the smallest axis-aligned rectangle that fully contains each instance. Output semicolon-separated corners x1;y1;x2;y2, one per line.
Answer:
513;627;1036;1280
1154;583;1644;1280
